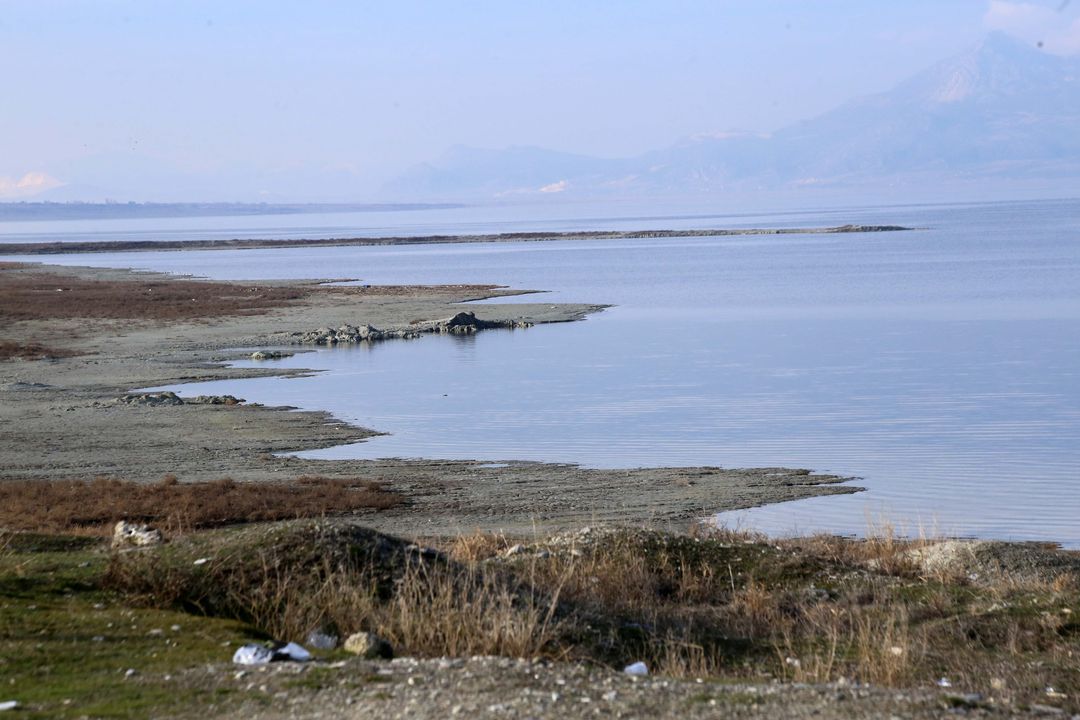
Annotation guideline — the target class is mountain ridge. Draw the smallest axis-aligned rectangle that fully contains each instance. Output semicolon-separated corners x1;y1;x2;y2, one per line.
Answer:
385;33;1080;200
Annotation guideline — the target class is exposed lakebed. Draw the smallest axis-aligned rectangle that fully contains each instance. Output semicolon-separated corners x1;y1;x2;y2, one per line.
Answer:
7;198;1080;545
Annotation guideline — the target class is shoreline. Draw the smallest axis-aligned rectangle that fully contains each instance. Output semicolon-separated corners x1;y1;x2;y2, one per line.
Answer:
8;262;1080;719
0;262;859;536
0;223;912;255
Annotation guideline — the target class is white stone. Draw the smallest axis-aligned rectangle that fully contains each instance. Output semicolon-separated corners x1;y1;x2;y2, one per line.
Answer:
111;521;163;548
343;631;393;659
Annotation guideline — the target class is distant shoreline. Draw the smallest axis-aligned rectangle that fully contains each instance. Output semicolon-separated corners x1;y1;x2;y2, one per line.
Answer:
0;201;464;223
0;223;912;255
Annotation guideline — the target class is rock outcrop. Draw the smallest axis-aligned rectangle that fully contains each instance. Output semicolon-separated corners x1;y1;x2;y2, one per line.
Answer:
187;395;244;405
112;521;164;548
294;324;420;345
118;392;184;406
117;392;243;406
289;312;532;346
250;350;293;360
439;311;531;334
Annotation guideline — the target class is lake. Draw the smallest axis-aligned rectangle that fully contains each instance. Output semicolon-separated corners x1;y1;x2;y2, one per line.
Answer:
4;198;1079;545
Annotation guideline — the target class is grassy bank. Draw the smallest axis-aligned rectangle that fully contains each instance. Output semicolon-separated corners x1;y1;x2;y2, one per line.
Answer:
3;518;1079;718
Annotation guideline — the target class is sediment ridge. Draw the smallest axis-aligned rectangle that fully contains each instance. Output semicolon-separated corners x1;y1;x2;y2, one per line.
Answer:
0;223;913;255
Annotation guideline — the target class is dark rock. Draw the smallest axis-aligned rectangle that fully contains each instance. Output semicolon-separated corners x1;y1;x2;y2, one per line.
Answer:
250;350;293;360
187;395;244;406
118;392;184;407
290;313;530;346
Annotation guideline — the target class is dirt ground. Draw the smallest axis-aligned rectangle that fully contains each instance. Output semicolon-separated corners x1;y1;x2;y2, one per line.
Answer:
189;656;1015;720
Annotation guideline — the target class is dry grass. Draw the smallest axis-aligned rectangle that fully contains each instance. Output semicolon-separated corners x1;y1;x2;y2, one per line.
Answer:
445;529;514;563
101;521;1080;711
0;339;80;360
374;557;565;658
104;522;566;659
440;526;1080;700
0;270;307;323
0;476;403;534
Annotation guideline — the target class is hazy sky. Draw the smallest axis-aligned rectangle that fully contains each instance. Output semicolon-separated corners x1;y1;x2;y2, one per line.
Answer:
2;1;1078;201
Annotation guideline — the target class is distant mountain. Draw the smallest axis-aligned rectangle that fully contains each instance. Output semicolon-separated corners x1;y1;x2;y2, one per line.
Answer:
756;31;1080;183
32;152;385;204
386;33;1080;200
384;145;630;199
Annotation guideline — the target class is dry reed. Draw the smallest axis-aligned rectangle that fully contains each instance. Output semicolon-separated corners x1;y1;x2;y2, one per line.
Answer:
0;476;403;534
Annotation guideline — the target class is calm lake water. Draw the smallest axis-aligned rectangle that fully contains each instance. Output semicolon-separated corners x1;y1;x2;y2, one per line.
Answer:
5;198;1079;545
0;198;896;244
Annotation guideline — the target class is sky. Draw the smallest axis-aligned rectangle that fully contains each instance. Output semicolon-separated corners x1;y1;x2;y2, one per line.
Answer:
1;0;1078;202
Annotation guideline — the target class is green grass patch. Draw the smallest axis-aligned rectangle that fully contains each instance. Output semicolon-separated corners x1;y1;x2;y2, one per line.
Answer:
0;540;262;719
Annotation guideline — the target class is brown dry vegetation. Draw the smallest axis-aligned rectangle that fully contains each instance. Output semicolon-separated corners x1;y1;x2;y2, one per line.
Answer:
103;522;1080;712
0;339;80;360
0;476;403;534
105;522;566;661
0;269;308;323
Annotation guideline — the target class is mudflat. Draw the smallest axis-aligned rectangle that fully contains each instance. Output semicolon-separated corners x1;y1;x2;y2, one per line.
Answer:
0;262;857;536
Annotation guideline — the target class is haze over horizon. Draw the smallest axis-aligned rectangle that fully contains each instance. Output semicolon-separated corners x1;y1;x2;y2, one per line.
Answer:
3;1;1080;203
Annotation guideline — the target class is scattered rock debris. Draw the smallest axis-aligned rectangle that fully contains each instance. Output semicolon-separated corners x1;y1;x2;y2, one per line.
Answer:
187;394;244;405
118;391;184;407
116;392;243;406
290;312;532;346
250;350;293;360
